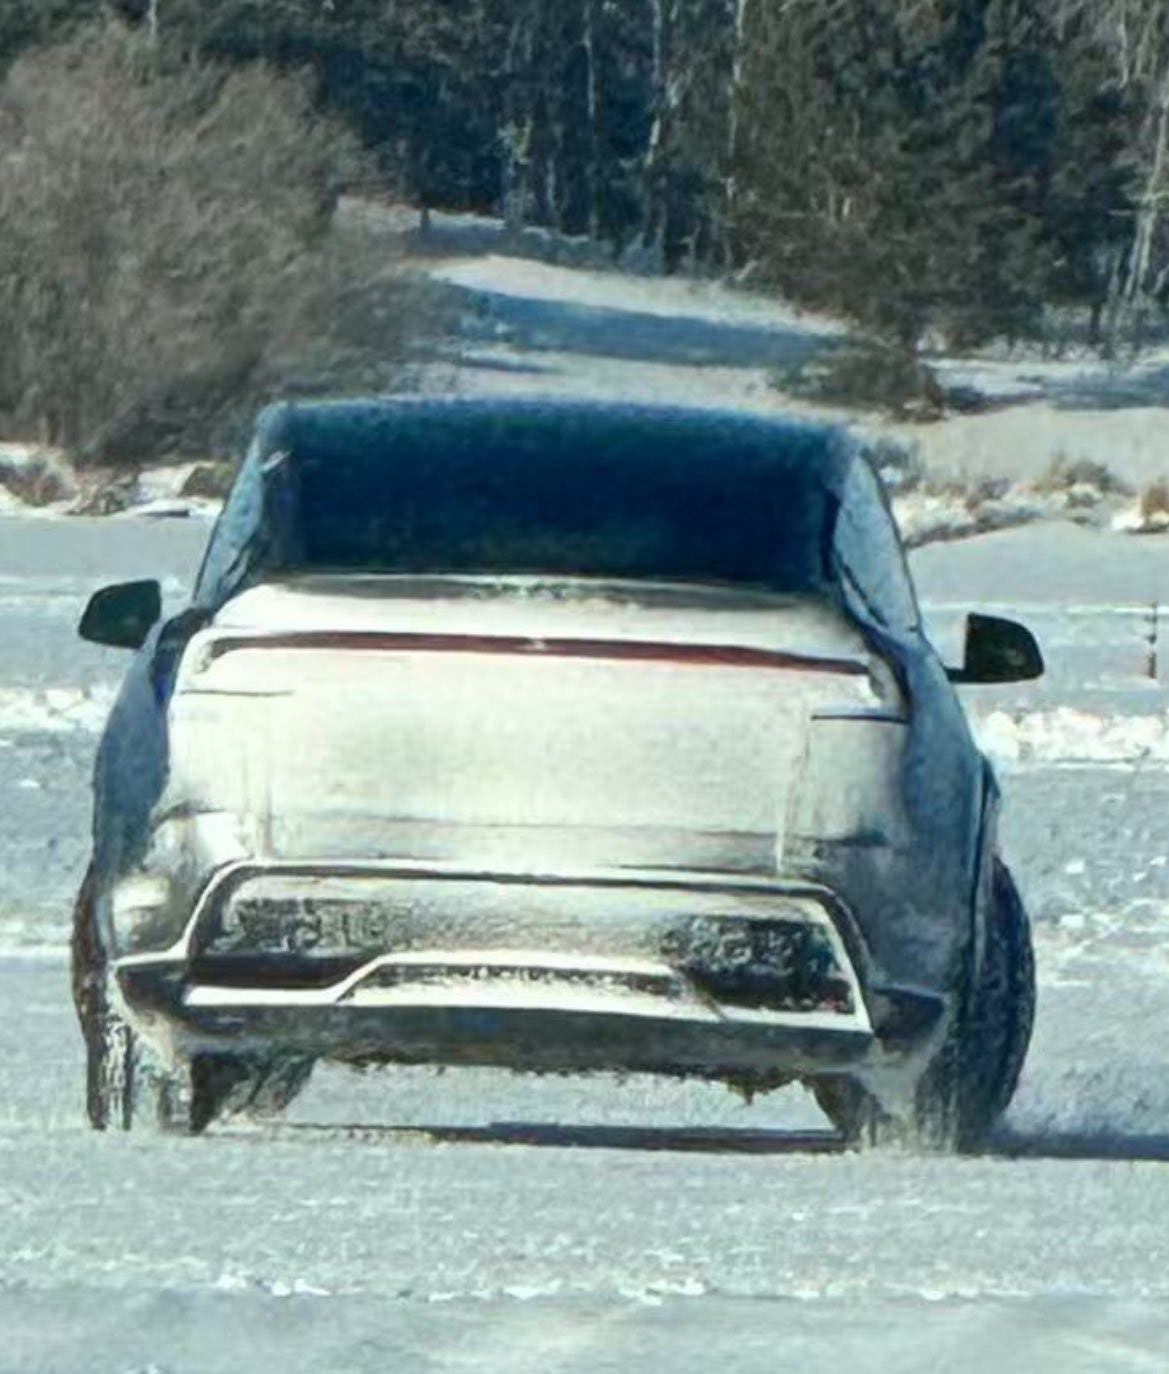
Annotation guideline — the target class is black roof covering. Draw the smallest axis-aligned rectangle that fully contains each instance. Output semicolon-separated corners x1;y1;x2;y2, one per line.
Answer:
194;398;862;607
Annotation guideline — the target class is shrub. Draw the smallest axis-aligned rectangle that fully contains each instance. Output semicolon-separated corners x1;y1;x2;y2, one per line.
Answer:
774;344;947;421
1034;454;1131;498
0;22;422;463
863;434;924;495
1139;480;1169;524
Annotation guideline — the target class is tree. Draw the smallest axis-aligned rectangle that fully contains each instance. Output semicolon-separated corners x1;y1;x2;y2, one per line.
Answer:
7;0;1149;355
0;22;369;456
727;0;1075;350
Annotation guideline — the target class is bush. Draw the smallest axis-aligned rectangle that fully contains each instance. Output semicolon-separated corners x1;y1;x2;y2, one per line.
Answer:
0;23;421;463
775;344;947;421
1139;480;1169;525
1034;454;1131;499
863;434;924;496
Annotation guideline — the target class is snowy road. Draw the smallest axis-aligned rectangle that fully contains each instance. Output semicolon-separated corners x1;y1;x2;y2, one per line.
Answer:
5;515;1169;1369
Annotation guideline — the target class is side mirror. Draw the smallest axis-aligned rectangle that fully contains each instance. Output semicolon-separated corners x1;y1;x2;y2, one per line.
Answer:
78;580;162;650
948;613;1043;684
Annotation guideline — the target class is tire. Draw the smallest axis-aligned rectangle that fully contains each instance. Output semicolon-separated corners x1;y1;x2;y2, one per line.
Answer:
815;857;1036;1153
82;1001;192;1133
79;978;192;1134
72;865;312;1133
71;865;142;1132
86;1004;138;1132
83;1016;311;1135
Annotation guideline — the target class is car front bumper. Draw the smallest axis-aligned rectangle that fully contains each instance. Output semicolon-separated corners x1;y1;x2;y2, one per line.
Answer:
113;860;944;1088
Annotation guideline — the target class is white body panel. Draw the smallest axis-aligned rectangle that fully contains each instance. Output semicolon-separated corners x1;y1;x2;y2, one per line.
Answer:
159;577;884;876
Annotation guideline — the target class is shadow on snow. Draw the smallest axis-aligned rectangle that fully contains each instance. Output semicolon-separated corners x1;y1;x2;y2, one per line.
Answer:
455;285;840;371
232;1119;1169;1161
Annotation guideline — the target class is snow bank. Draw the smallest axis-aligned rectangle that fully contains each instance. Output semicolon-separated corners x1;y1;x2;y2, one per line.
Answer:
0;443;75;512
0;455;224;522
0;685;117;737
887;404;1169;493
892;486;1046;548
1111;496;1169;535
975;706;1169;768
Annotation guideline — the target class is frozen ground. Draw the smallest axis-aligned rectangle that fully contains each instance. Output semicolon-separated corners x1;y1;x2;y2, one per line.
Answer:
4;515;1169;1369
4;234;1169;1368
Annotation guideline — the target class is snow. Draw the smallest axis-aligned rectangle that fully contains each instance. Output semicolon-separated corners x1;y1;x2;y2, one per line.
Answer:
892;486;1045;548
890;403;1169;491
4;243;1169;1366
133;463;205;503
0;684;117;736
433;254;843;337
0;484;25;515
975;706;1169;768
116;496;219;521
4;515;1169;1369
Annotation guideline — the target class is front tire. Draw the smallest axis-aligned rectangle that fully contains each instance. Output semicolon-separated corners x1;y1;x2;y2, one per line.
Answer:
72;865;312;1133
81;996;195;1133
816;858;1036;1152
84;1014;312;1134
71;864;144;1132
86;1005;138;1132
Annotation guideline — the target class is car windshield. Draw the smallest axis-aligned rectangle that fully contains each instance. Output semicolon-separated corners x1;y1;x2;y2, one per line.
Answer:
290;447;833;594
196;406;853;604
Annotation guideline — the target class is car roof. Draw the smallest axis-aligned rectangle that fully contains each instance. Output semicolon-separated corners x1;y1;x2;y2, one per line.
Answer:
193;398;875;612
251;396;860;493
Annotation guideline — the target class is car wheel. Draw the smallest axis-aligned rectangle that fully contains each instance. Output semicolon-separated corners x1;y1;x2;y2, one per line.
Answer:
71;865;140;1131
86;1037;284;1136
991;858;1037;1115
924;857;1036;1150
72;865;244;1134
81;995;206;1134
85;1004;138;1131
815;857;1036;1153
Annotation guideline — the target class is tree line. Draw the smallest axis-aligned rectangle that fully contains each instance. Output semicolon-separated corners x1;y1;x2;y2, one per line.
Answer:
4;1;1169;355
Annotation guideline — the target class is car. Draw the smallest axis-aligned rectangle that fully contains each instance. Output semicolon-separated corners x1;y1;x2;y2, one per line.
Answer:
71;397;1041;1148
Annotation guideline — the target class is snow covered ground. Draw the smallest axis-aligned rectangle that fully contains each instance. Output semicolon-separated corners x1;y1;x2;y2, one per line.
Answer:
422;242;1169;552
4;241;1169;1368
4;512;1169;1369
